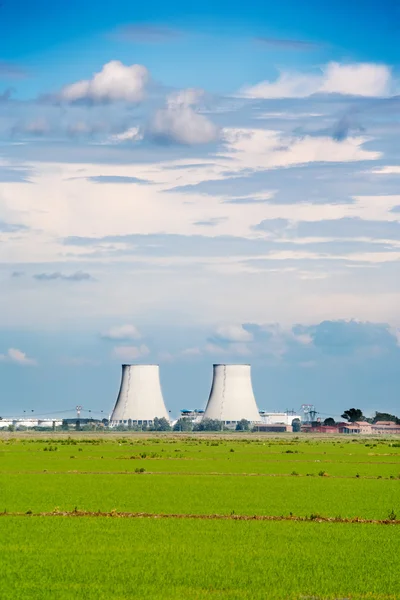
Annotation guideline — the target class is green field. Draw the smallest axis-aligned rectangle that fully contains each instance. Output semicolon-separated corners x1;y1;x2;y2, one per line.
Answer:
1;433;400;599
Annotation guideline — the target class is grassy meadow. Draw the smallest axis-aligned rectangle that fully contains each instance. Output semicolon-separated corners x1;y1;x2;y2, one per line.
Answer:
0;433;400;599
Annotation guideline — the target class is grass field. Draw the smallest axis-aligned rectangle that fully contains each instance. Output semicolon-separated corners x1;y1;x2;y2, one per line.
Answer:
0;433;399;599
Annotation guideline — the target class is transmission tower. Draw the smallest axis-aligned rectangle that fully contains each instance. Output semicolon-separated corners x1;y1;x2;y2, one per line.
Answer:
300;404;317;423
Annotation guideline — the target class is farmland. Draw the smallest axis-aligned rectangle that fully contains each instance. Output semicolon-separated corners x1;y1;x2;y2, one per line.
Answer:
1;433;400;599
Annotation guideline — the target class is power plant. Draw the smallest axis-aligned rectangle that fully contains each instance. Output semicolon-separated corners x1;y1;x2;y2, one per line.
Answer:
109;364;169;426
203;364;261;424
109;363;262;427
1;362;306;431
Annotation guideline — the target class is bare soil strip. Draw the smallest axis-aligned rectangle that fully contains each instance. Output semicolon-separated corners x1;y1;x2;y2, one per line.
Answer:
1;510;400;525
1;470;399;480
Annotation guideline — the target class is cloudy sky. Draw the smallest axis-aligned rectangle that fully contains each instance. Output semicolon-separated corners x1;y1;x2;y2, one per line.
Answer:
1;0;400;420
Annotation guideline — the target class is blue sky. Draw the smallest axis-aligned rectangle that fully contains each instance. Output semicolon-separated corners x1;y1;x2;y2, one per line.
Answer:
1;0;400;420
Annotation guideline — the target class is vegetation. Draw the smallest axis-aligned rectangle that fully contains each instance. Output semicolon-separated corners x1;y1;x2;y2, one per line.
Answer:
341;408;364;422
173;417;193;431
1;433;399;599
235;419;250;431
193;418;222;431
373;411;400;424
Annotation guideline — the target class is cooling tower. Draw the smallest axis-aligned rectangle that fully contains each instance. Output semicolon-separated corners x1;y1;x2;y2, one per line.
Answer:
110;364;169;425
203;364;261;423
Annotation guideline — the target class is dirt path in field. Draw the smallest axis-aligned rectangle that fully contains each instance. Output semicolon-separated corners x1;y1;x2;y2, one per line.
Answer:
1;470;399;480
1;509;400;526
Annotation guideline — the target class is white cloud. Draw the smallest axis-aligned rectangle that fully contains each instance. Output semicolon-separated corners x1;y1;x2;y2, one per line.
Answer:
220;128;381;170
215;324;253;342
109;127;143;143
371;166;400;175
112;344;150;361
320;62;391;96
60;61;149;103
292;332;313;345
0;348;37;365
389;327;400;346
167;88;206;108
150;88;218;145
242;62;393;99
102;324;142;341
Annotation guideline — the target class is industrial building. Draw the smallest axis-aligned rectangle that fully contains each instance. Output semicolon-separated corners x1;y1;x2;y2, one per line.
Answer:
259;411;301;426
0;418;62;430
203;364;261;425
109;364;169;427
179;409;204;423
253;423;293;433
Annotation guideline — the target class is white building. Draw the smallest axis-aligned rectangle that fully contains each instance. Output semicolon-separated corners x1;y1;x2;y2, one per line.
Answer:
0;418;63;429
259;412;301;426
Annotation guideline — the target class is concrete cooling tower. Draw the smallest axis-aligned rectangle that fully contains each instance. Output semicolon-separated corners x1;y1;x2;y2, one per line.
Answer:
110;364;169;426
203;364;260;423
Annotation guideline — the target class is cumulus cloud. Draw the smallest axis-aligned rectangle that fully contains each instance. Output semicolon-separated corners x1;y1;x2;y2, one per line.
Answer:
295;320;399;356
218;128;381;170
112;344;150;361
167;88;206;108
59;61;149;103
242;62;393;98
33;271;94;282
102;324;142;341
149;88;219;145
215;324;253;343
109;126;143;143
0;348;37;366
207;321;400;361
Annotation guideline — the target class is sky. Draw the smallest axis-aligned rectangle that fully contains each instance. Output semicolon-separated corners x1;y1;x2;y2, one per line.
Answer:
1;0;400;421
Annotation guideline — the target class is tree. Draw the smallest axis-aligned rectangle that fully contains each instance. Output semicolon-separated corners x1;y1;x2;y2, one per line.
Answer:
292;418;301;432
341;408;364;423
373;412;400;425
173;418;193;432
235;419;250;431
151;417;171;432
323;417;336;426
193;418;222;432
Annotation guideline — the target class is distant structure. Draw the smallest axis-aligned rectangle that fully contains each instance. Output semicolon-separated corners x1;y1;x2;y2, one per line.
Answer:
300;404;318;423
259;411;301;426
203;364;261;424
179;409;204;424
0;418;62;430
110;364;169;427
